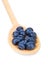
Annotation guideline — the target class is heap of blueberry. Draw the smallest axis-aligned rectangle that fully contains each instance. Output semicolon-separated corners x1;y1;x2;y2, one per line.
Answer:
12;26;37;50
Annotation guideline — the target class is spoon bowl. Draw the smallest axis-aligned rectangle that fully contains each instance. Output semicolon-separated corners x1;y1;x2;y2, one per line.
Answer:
8;25;40;55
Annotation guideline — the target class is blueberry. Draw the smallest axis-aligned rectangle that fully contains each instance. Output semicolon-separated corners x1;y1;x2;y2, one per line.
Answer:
25;36;36;43
12;35;24;45
14;35;24;41
16;26;23;31
25;27;33;35
19;31;25;36
16;26;25;36
18;40;26;50
30;32;37;38
17;35;24;40
12;38;19;45
26;42;35;50
13;31;19;37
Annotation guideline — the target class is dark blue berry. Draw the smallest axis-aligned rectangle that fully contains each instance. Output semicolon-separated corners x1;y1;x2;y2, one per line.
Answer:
16;26;25;36
13;31;19;37
25;27;33;35
18;40;26;50
25;36;36;43
19;31;25;36
12;38;19;45
29;32;37;38
12;35;24;45
14;35;24;41
16;35;24;40
26;42;35;50
16;26;23;31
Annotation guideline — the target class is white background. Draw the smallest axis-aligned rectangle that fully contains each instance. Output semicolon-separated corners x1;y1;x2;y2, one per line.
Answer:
0;0;48;65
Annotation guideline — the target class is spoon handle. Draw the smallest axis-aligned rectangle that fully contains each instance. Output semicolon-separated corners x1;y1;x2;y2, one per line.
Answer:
2;0;19;25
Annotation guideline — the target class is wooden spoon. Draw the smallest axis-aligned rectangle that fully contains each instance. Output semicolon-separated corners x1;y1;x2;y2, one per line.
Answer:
2;0;40;55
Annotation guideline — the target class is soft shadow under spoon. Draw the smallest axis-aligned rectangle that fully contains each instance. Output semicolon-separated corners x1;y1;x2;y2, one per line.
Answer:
2;0;40;55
